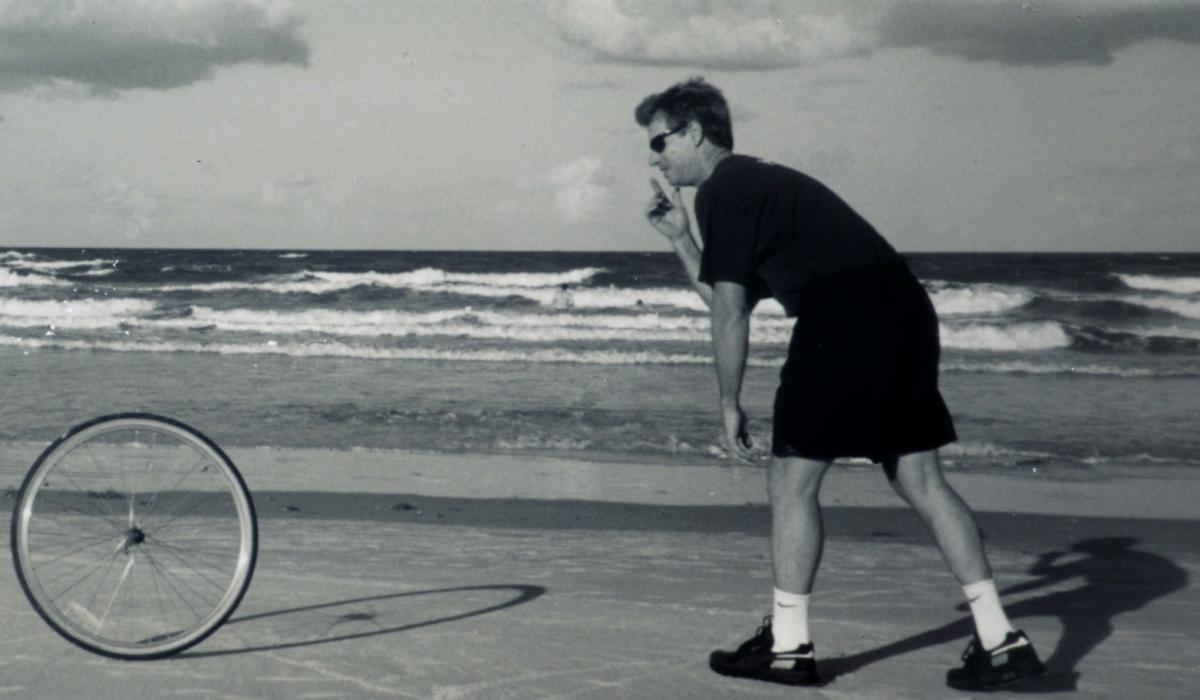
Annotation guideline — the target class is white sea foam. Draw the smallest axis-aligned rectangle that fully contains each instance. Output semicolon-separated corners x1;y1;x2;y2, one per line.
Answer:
426;283;790;314
939;321;1070;351
0;254;116;272
1081;452;1189;466
1122;324;1200;342
941;441;1053;461
13;331;1185;374
927;285;1033;316
429;282;708;310
149;266;609;295
142;306;796;344
133;263;798;315
138;265;796;314
0;335;745;365
1116;273;1200;295
942;360;1162;377
495;435;594;451
431;267;607;288
1122;295;1200;321
0;268;65;287
0;297;156;328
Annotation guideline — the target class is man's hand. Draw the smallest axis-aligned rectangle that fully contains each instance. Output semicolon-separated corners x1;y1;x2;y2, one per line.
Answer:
644;178;689;242
721;402;758;464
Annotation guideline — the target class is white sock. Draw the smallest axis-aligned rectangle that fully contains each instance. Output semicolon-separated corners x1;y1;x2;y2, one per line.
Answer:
962;579;1017;650
771;588;811;653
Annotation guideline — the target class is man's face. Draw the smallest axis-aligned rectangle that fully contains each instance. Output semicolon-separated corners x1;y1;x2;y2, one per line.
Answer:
647;113;695;186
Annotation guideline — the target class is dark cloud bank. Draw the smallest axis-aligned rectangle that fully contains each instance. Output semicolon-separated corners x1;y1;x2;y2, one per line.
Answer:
878;1;1200;66
0;2;309;95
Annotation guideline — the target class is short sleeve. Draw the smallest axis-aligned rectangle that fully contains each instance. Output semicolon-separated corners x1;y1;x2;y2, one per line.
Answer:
697;193;759;288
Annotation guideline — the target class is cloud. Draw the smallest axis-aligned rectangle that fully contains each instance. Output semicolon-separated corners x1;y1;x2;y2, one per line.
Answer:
546;0;1200;70
0;0;309;95
560;76;624;91
100;180;159;238
261;173;318;206
877;1;1200;66
504;156;613;224
544;0;870;70
260;173;334;231
543;156;612;222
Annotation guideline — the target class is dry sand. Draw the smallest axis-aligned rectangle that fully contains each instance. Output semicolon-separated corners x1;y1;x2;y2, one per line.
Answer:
2;445;1198;698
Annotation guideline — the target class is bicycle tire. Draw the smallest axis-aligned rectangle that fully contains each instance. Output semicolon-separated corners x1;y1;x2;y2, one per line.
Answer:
11;413;257;659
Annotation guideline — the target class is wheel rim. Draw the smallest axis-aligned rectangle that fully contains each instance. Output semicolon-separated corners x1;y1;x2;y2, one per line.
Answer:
13;416;256;658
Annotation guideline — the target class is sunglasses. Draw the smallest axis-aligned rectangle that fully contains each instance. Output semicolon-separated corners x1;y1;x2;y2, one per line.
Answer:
649;123;688;153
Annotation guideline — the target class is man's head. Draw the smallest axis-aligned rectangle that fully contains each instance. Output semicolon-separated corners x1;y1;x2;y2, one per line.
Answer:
635;77;733;187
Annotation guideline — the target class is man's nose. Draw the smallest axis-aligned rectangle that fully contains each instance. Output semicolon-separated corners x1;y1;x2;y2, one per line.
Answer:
648;151;662;167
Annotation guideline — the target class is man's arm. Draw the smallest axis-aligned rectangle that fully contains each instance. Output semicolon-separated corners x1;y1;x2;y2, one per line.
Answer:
644;179;713;308
711;280;755;462
668;231;714;308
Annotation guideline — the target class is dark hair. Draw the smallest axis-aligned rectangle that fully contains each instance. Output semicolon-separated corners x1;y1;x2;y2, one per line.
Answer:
634;77;733;150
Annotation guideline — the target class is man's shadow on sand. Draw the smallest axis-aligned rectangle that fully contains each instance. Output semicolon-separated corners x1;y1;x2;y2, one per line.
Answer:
822;537;1189;692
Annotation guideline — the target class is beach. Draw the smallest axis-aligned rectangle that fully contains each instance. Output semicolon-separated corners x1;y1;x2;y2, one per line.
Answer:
3;446;1198;699
2;247;1198;696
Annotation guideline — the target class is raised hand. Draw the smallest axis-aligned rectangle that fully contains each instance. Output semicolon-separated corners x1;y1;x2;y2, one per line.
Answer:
644;178;690;242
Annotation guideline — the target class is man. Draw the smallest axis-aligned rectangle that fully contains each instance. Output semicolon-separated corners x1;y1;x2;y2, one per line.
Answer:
552;283;575;310
636;77;1047;691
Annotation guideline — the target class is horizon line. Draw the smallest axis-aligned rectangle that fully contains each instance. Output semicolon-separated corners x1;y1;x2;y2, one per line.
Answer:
3;245;1199;256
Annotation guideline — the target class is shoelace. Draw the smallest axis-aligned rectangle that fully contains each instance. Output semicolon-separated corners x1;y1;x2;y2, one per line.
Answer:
756;615;774;639
734;615;774;652
961;637;980;662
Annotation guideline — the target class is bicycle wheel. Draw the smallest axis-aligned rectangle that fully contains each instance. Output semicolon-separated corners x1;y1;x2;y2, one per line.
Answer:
11;413;257;659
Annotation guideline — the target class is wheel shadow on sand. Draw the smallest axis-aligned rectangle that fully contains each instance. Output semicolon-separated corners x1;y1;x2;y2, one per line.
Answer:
821;537;1189;692
181;583;546;658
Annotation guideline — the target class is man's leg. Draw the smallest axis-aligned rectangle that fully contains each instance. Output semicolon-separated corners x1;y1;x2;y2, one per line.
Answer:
709;455;830;686
887;449;1009;644
768;456;832;650
886;449;989;585
769;455;834;594
888;450;1047;688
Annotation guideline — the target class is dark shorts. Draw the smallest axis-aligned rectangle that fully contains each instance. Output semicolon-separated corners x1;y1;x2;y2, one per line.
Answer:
771;260;957;469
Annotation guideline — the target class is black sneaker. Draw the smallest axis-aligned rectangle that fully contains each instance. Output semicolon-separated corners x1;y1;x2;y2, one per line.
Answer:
709;616;821;686
946;630;1048;691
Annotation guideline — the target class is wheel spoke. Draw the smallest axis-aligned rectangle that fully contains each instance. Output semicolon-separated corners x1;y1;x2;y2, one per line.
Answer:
29;531;124;569
98;556;137;635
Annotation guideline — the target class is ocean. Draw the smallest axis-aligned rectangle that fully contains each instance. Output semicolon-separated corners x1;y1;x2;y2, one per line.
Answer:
1;248;1197;477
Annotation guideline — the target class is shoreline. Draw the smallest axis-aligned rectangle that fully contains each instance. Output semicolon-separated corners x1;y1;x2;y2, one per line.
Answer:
229;445;1200;522
4;442;1196;521
246;491;1200;553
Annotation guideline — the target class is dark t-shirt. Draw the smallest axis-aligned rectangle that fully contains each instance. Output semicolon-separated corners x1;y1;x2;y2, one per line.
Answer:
695;154;901;316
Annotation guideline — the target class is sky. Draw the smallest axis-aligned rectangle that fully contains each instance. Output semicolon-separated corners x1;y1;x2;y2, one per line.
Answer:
1;0;1198;253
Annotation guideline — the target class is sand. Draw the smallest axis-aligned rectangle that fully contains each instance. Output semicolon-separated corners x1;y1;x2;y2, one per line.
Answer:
2;445;1198;698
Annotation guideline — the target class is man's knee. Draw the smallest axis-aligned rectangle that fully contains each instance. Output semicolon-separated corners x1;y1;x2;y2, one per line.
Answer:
890;450;952;506
768;455;830;504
